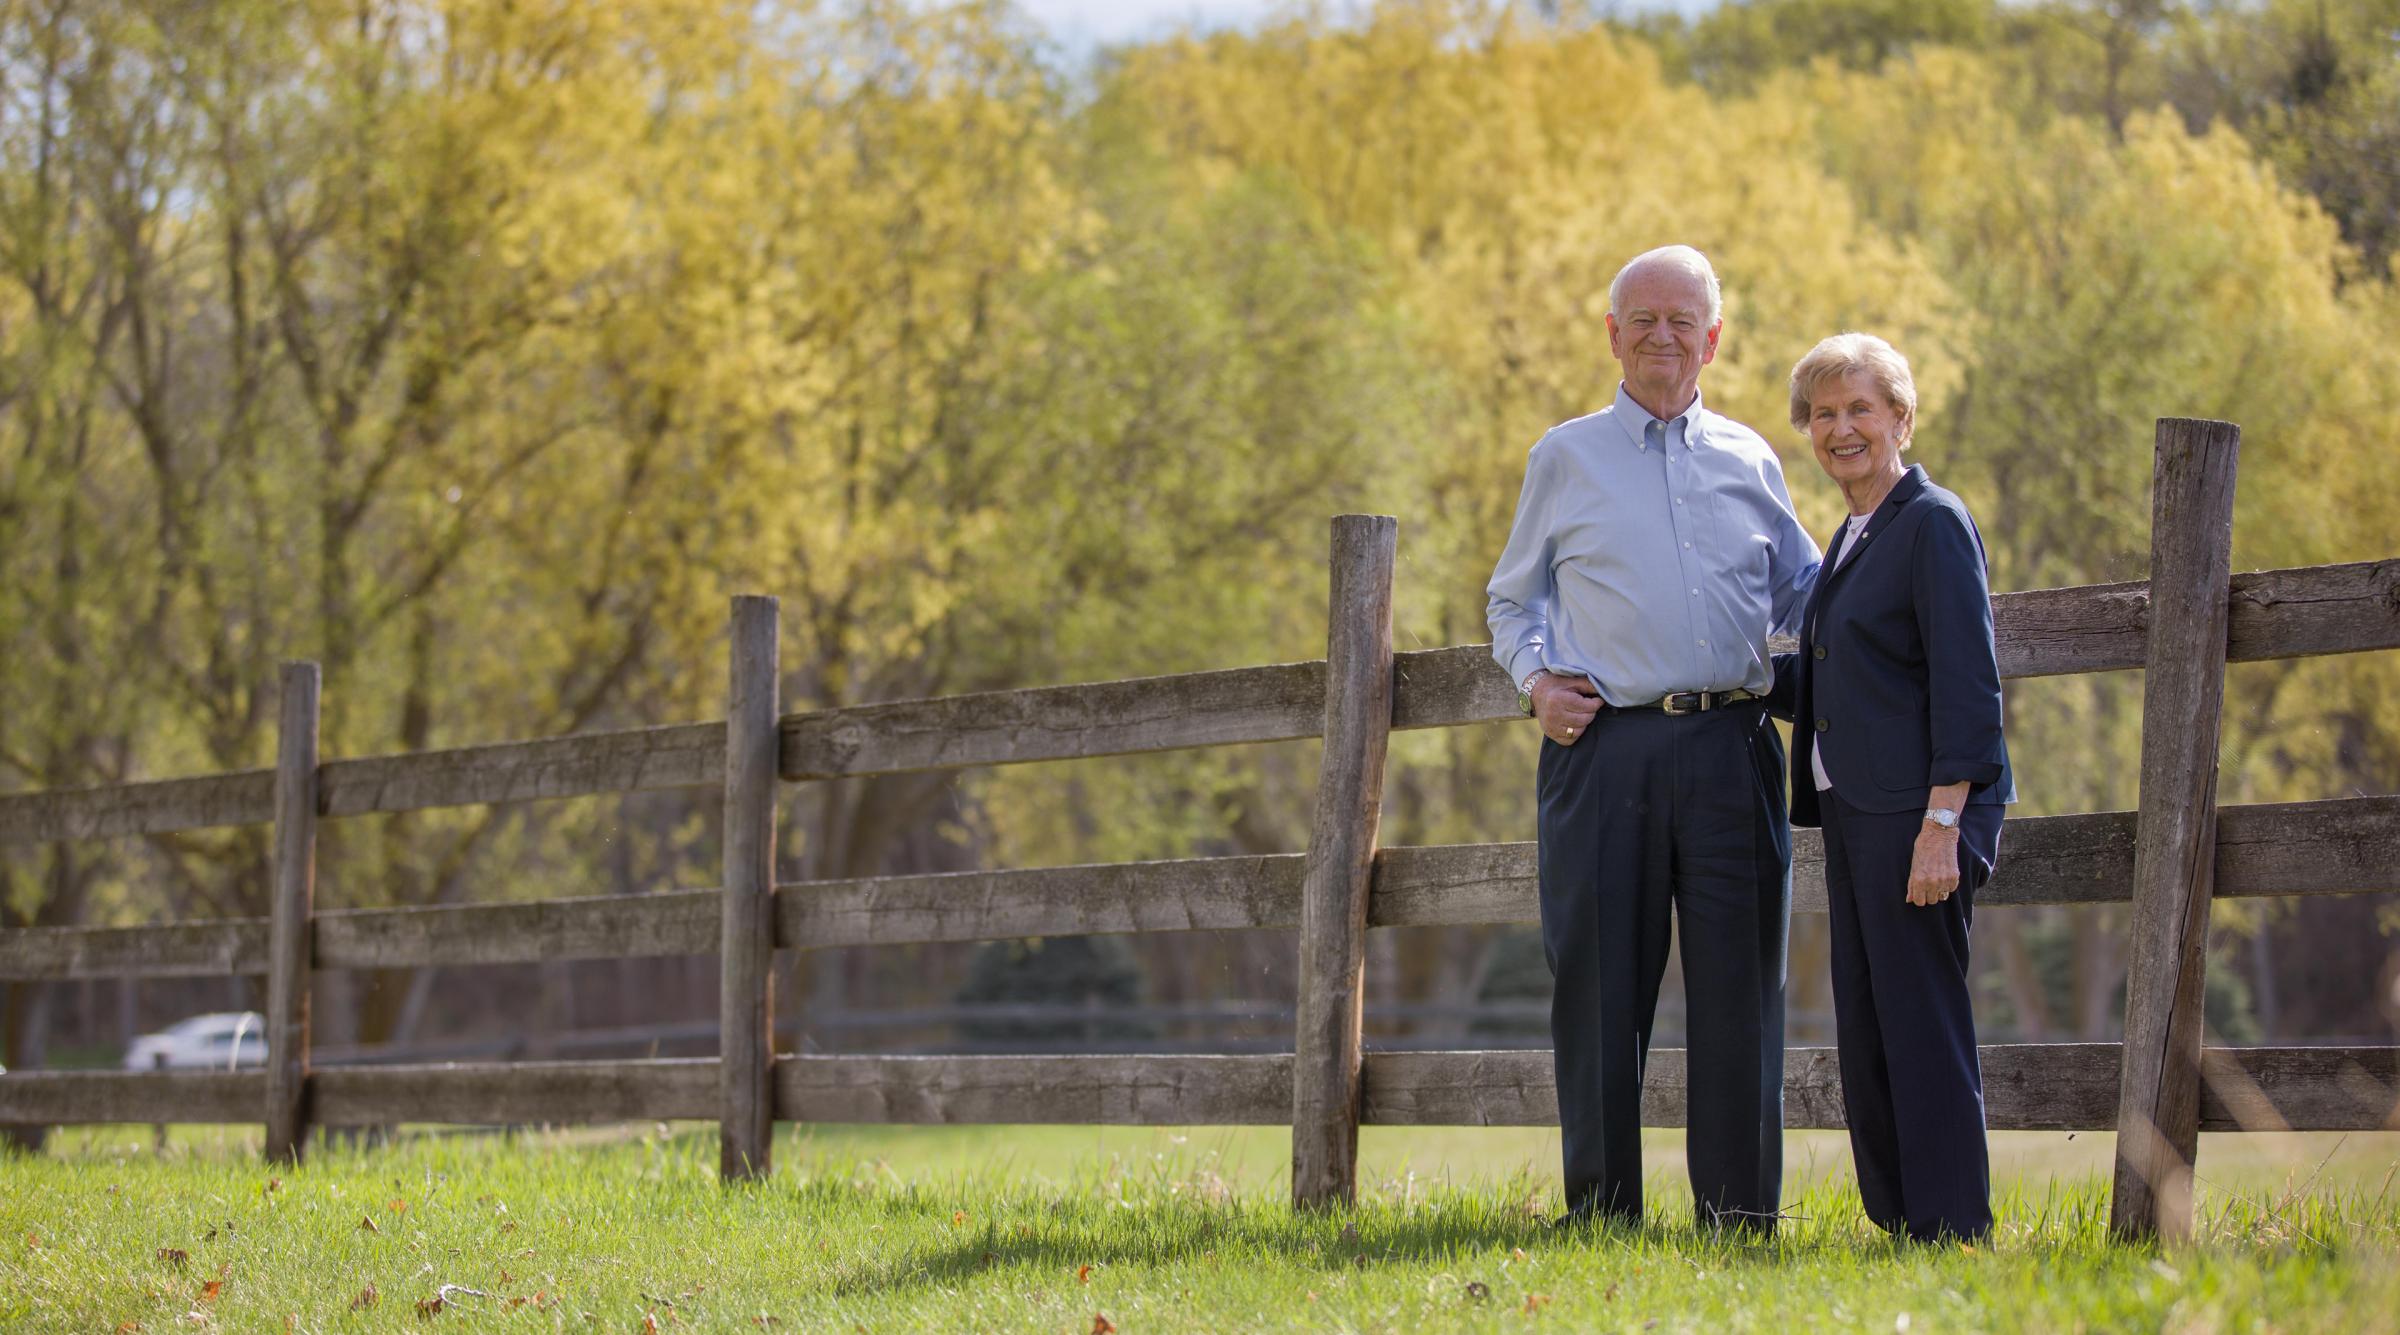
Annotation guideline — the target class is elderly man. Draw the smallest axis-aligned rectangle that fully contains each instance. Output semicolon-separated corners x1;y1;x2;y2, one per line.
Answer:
1487;245;1820;1231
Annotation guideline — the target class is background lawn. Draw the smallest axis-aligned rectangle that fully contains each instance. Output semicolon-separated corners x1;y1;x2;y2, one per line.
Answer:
4;1124;2395;1332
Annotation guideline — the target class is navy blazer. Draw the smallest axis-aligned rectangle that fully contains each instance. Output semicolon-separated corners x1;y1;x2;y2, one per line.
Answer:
1784;465;2014;829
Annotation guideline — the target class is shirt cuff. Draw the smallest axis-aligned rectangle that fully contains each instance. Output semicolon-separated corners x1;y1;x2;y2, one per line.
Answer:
1507;646;1548;688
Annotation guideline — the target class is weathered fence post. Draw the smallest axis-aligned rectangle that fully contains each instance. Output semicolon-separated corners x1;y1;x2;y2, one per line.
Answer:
263;662;321;1163
720;596;780;1182
2110;418;2241;1242
1292;515;1396;1209
152;1051;169;1154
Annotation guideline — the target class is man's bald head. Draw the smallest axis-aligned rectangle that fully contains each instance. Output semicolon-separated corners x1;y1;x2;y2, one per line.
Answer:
1607;245;1722;330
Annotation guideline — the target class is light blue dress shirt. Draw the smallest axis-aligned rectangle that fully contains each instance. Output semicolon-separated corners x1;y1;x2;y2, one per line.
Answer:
1486;384;1822;707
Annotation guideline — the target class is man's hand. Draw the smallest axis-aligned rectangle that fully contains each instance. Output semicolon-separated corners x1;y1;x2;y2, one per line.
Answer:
1906;826;1961;906
1533;672;1603;746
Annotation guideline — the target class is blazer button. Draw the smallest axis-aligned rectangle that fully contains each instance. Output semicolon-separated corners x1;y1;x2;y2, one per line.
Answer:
1814;718;1829;732
1812;646;1827;660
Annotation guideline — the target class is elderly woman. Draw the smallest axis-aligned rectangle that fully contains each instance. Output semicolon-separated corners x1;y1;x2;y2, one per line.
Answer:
1783;333;2014;1243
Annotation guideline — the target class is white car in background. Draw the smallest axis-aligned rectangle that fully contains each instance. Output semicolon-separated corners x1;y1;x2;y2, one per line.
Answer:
122;1012;266;1071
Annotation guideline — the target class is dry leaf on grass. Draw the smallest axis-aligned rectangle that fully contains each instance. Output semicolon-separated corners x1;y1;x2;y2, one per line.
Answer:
198;1281;222;1304
1464;1281;1491;1301
357;1216;380;1235
1091;1316;1116;1335
351;1283;379;1310
1523;1292;1553;1314
1077;1264;1093;1284
415;1294;444;1318
158;1248;189;1268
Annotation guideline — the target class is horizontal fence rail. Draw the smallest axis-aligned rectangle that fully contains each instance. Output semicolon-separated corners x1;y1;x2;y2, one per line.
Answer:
6;794;2393;982
3;1046;2391;1133
1;476;2395;1235
2;560;2393;848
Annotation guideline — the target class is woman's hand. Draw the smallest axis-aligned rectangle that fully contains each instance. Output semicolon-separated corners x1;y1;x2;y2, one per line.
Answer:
1906;825;1961;906
1909;782;1973;906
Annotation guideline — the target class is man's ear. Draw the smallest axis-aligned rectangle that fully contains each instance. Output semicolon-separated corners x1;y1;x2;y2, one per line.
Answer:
1700;319;1722;365
1605;313;1622;360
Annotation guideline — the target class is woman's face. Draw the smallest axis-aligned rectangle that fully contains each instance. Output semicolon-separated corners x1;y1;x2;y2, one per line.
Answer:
1806;367;1910;490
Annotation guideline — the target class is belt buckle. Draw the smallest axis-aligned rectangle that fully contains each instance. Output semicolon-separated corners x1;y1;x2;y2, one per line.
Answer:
1661;691;1700;716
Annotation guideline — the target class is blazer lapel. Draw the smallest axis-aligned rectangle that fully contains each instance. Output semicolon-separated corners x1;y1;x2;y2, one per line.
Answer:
1805;465;1932;643
1801;519;1848;647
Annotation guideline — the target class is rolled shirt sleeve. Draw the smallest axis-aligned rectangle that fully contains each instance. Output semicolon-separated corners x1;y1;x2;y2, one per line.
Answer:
1762;461;1821;639
1486;438;1558;686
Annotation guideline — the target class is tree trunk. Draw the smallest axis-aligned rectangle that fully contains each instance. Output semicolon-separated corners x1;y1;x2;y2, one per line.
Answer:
1992;911;2053;1040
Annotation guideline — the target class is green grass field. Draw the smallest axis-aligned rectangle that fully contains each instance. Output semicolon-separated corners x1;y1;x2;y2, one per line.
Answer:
5;1124;2396;1332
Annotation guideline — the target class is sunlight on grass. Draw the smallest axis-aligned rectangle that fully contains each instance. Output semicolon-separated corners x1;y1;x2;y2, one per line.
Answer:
5;1125;2396;1332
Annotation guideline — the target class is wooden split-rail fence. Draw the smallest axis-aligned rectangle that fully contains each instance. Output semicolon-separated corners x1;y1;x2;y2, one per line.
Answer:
3;419;2397;1240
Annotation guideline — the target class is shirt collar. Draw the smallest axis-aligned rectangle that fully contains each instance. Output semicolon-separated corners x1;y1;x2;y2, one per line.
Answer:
1613;382;1704;451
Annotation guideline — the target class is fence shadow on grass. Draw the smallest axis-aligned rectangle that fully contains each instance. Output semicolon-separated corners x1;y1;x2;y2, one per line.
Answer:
811;1165;2400;1302
811;1180;1924;1300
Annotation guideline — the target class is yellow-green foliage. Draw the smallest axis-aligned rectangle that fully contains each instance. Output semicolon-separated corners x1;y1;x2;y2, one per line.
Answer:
0;0;2393;939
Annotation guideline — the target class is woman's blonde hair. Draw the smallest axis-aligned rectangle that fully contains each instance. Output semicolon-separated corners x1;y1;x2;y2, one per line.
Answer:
1787;332;1917;439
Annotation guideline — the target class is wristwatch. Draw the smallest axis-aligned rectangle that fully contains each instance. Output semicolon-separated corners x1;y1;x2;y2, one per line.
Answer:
1923;807;1961;830
1517;670;1545;717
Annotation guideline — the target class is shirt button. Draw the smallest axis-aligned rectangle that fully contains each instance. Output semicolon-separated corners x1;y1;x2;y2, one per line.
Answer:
1689;588;1699;596
1696;639;1708;647
1683;541;1692;549
1675;497;1685;506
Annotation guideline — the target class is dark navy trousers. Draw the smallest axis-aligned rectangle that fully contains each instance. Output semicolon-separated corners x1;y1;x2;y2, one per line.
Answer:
1819;788;2001;1242
1536;701;1789;1231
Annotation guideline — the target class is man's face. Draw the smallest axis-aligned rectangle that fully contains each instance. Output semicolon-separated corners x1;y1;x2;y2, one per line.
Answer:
1606;263;1721;411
